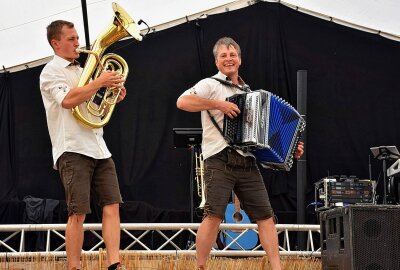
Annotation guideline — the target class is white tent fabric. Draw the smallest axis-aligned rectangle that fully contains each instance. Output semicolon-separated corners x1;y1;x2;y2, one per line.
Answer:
282;0;400;40
1;0;399;71
0;0;236;70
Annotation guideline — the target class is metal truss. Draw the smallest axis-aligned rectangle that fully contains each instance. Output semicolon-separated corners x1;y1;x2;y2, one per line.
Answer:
0;223;321;258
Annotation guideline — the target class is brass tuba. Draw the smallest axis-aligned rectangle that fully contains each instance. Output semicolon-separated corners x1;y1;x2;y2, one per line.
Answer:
72;2;142;128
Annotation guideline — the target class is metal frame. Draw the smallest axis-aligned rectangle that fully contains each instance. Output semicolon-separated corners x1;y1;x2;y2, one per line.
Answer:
0;223;321;258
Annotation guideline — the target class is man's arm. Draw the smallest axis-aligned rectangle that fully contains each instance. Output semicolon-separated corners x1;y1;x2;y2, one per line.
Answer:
62;71;124;109
177;94;240;119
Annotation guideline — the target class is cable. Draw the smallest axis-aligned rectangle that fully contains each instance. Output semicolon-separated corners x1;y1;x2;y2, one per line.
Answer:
0;0;108;32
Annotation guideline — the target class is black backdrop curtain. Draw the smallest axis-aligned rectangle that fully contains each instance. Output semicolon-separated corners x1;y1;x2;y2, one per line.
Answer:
0;72;17;202
1;2;400;224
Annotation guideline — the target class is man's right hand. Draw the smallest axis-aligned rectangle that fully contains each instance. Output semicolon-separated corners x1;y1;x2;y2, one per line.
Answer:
62;71;125;109
215;100;241;119
95;70;125;89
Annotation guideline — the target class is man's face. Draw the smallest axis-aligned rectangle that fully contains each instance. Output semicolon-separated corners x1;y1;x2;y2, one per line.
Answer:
51;26;79;62
215;45;241;78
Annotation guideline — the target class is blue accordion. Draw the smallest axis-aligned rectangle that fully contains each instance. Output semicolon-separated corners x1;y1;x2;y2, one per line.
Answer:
223;90;305;171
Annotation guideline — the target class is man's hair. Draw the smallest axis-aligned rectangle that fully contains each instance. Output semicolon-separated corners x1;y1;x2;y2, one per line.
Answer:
46;20;74;47
212;37;241;58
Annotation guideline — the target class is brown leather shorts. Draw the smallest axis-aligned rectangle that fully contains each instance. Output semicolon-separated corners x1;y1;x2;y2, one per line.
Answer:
203;147;274;222
57;152;123;216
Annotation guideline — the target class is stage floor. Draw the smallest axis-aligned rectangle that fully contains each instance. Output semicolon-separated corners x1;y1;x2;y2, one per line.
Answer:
0;253;322;270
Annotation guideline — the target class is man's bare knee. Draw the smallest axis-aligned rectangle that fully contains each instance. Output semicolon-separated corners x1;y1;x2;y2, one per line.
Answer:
205;214;222;220
103;203;120;217
68;214;86;224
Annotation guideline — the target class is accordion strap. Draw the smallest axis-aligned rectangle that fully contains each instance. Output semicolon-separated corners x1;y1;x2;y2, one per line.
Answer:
206;77;233;143
206;110;227;140
210;76;251;92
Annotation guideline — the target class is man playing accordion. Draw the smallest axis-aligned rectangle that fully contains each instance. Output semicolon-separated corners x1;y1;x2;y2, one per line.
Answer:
177;37;304;270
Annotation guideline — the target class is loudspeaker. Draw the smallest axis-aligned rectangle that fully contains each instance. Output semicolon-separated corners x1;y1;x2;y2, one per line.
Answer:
320;205;400;270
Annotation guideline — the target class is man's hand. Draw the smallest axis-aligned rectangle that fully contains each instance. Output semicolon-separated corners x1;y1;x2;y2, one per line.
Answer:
95;70;125;89
116;85;126;103
216;100;241;119
294;141;304;159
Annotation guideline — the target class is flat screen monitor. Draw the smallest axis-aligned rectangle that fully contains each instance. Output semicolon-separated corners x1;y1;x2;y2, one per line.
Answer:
173;128;202;148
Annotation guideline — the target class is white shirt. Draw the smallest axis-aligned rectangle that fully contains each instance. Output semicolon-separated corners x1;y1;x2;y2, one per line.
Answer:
39;55;111;169
179;71;253;160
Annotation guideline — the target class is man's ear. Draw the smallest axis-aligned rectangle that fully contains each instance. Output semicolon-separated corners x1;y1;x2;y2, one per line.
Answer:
50;39;58;50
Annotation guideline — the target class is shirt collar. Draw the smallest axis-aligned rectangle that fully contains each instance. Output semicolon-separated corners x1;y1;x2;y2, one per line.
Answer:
216;71;251;91
53;55;80;68
69;60;80;66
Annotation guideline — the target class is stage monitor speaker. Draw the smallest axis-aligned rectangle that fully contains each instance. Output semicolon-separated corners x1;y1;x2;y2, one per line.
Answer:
320;205;400;270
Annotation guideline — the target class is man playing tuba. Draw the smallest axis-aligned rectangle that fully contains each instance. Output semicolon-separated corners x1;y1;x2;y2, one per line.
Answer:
39;20;126;270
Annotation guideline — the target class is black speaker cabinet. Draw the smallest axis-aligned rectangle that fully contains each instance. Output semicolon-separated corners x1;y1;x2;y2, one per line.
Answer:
320;205;400;270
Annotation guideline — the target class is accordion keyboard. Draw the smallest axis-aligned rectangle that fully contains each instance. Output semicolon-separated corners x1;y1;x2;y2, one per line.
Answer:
224;94;246;144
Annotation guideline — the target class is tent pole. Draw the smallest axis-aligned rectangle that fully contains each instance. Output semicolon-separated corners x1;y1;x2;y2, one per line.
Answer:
296;70;307;250
81;0;91;49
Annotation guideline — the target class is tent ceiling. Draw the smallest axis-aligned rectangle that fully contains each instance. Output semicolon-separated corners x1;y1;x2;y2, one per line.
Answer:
282;0;400;40
0;0;236;70
1;0;399;71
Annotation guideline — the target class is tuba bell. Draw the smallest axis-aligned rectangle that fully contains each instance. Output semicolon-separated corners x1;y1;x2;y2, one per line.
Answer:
72;2;142;128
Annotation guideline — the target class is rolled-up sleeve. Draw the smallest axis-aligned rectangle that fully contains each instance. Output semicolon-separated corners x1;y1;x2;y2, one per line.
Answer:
40;66;70;105
178;78;213;100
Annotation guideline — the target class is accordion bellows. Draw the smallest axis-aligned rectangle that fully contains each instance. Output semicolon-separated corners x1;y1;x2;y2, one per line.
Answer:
223;90;305;171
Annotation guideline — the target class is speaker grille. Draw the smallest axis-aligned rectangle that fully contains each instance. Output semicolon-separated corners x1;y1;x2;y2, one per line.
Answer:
351;207;400;270
320;205;400;270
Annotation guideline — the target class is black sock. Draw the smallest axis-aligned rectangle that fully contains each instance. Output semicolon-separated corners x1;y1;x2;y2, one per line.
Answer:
108;262;120;270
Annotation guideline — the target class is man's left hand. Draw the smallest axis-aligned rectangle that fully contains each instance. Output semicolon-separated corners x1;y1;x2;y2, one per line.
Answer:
294;141;304;159
116;85;126;103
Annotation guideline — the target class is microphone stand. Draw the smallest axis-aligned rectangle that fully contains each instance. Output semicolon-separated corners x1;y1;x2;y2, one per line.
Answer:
371;146;400;204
